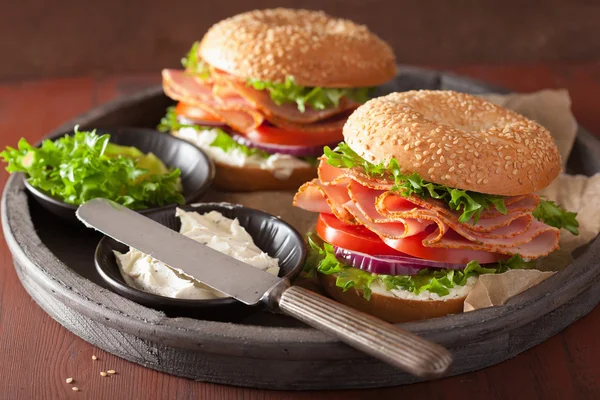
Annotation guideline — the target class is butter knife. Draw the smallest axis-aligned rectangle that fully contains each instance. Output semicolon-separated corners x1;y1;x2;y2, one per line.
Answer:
77;198;452;378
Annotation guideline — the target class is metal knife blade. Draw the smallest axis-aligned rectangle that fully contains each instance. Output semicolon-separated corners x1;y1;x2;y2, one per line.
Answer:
76;198;282;305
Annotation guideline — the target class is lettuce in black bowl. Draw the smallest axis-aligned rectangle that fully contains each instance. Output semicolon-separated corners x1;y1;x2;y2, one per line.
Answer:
1;126;215;223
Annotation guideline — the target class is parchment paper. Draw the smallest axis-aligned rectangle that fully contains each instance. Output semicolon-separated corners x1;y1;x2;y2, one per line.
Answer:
463;90;600;311
202;89;600;313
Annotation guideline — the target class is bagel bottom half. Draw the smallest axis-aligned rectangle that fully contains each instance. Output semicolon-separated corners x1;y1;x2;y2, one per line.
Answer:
213;161;317;192
318;273;466;323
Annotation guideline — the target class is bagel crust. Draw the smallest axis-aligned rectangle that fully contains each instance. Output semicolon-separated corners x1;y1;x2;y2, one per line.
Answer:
318;273;465;323
198;8;397;88
213;161;317;192
343;90;562;196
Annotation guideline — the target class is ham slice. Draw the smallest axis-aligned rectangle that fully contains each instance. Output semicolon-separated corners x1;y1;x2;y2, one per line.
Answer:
318;161;394;190
212;69;360;124
423;222;559;259
346;180;433;237
162;69;264;132
293;179;356;224
293;158;560;260
378;192;534;238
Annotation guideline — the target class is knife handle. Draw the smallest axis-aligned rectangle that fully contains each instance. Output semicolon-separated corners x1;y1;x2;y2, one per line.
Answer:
277;285;452;378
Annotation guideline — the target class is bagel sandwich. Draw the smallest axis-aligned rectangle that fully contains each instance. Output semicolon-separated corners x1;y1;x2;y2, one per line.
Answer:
158;8;397;192
294;90;579;323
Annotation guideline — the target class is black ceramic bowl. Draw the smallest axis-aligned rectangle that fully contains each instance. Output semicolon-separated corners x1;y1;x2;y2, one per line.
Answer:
94;202;307;320
22;127;215;224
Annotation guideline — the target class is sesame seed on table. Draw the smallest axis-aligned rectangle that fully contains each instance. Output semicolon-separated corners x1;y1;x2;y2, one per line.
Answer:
0;63;599;399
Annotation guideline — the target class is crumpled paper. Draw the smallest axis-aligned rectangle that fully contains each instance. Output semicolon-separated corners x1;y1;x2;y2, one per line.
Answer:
463;90;600;312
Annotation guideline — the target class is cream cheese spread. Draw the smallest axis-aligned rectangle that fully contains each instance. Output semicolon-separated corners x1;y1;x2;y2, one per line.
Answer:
173;127;310;180
370;276;478;301
114;208;280;299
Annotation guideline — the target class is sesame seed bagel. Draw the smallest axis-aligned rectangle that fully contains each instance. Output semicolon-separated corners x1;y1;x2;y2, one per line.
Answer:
198;8;397;88
343;90;562;196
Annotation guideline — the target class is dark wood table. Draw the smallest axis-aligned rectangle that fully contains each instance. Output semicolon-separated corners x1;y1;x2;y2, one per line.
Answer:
1;63;599;399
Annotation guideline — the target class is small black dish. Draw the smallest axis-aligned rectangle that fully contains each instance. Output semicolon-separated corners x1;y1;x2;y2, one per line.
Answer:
22;127;215;224
94;202;307;321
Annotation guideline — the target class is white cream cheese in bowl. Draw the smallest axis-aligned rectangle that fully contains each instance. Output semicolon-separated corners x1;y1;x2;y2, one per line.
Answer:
113;208;280;300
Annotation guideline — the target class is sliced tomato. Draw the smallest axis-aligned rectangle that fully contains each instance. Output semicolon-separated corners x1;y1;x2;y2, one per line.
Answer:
175;102;222;124
316;213;406;256
317;212;508;264
243;124;343;147
382;233;508;264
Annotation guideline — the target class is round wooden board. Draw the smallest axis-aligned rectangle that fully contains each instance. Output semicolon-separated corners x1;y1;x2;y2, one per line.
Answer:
3;67;600;390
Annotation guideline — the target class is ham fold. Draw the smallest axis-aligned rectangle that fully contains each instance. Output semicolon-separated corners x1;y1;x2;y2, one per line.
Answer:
293;159;560;260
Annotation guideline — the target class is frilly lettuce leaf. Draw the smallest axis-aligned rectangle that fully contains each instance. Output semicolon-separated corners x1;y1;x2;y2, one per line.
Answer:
247;76;373;113
533;199;579;235
181;41;211;80
305;233;533;300
0;126;184;209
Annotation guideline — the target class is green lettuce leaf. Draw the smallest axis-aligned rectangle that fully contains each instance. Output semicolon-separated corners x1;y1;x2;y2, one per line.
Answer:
181;41;211;80
305;233;533;300
0;127;185;209
323;143;507;224
247;76;373;113
533;199;579;235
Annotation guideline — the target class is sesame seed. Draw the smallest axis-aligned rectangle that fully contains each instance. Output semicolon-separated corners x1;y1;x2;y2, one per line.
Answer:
72;387;79;392
65;378;73;384
107;370;116;375
101;371;108;377
92;355;97;360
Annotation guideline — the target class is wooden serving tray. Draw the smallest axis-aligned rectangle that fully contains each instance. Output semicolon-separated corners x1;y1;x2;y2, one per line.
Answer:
3;67;600;390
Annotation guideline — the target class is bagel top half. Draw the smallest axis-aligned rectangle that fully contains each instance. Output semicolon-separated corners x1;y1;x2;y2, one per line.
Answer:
343;90;561;196
198;8;397;88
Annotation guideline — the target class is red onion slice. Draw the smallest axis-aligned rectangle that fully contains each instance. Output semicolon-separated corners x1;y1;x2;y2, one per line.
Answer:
231;134;336;157
177;115;228;128
333;246;469;275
